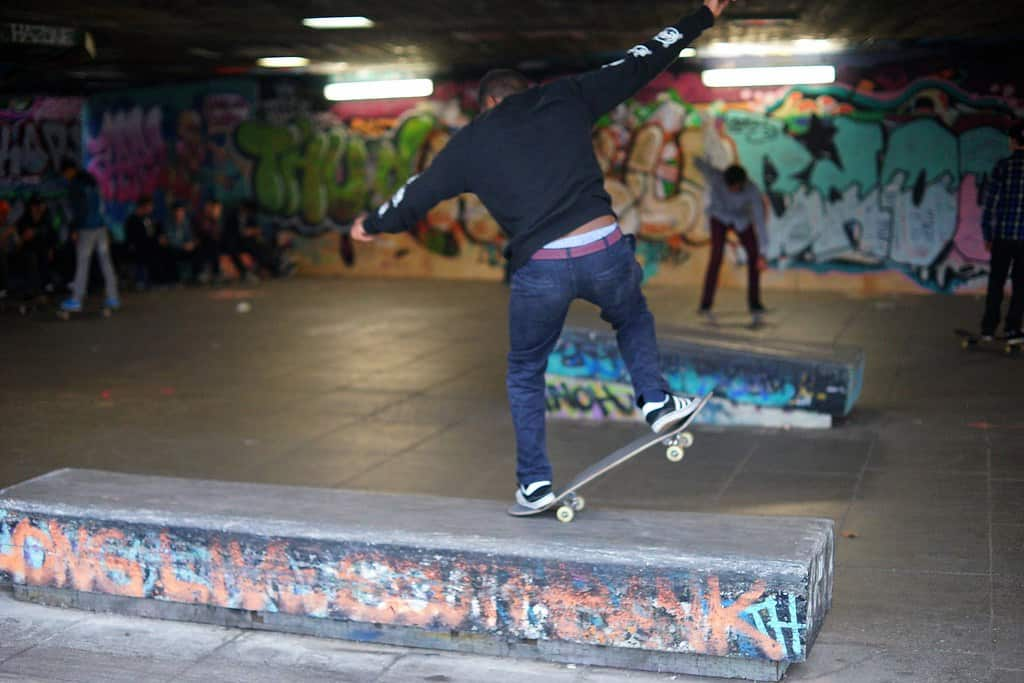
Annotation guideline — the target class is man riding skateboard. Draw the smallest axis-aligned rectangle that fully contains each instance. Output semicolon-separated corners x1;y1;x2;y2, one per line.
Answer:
352;0;732;511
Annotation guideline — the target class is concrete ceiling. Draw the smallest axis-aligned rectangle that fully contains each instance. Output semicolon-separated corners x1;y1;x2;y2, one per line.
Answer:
2;0;1022;92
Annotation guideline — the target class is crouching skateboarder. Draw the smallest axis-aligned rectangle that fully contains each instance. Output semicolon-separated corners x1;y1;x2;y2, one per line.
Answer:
352;0;733;511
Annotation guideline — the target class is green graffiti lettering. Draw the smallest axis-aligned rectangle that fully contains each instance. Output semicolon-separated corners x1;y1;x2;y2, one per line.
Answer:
235;121;295;214
808;118;882;198
881;118;956;190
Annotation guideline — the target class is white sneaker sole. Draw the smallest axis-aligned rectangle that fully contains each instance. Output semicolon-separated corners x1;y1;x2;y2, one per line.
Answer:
650;404;698;433
515;489;555;510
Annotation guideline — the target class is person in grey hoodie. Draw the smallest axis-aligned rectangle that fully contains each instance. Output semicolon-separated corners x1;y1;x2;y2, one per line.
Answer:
694;157;767;325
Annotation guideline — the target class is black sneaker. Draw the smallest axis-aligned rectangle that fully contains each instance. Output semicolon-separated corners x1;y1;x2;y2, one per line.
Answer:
516;481;555;510
1006;330;1023;345
642;394;701;433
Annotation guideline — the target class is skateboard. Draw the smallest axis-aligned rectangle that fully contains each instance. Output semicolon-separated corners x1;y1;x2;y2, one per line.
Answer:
57;304;116;321
508;391;714;523
954;328;1021;356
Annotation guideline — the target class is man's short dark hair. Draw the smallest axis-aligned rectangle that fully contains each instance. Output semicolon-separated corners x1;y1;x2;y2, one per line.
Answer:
1010;121;1024;146
60;159;78;173
724;165;748;187
137;195;153;206
478;69;530;106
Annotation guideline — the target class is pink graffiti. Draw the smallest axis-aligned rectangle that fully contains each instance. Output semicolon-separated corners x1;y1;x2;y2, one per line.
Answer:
203;94;250;136
86;107;166;203
954;175;988;261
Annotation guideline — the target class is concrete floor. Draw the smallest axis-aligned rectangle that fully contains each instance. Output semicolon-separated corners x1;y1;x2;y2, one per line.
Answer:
1;278;1022;682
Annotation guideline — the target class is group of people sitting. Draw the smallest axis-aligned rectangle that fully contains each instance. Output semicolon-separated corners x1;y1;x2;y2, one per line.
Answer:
124;196;295;289
0;175;295;308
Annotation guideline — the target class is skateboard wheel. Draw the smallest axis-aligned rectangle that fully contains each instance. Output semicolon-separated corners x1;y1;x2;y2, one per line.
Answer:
666;445;685;462
556;506;575;523
571;495;585;512
679;432;694;449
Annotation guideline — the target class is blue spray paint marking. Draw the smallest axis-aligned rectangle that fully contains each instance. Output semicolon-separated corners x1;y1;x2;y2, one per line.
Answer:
744;594;805;660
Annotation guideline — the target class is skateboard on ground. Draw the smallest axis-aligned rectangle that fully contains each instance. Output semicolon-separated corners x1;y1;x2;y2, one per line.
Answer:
954;328;1021;356
508;391;714;523
57;303;116;321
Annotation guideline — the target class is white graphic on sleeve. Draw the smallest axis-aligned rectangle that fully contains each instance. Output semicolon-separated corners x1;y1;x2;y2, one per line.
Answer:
627;45;653;59
654;27;682;48
602;58;626;69
379;174;421;216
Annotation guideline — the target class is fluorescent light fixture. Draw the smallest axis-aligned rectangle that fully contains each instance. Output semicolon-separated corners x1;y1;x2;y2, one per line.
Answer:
302;16;374;29
701;65;836;88
257;56;310;68
324;78;434;101
679;47;697;58
700;39;842;58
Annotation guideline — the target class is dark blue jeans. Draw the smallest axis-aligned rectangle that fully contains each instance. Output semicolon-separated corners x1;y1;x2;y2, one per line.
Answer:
507;236;668;486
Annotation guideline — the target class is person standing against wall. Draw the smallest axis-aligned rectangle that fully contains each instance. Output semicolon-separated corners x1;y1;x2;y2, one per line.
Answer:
60;161;120;313
980;121;1024;345
694;157;768;326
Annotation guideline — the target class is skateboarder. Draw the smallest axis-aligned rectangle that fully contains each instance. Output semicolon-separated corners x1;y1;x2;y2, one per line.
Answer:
352;0;731;510
60;161;120;313
980;121;1024;344
694;157;768;325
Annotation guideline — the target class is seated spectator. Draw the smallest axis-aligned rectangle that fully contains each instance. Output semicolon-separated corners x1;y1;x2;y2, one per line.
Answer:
225;201;294;280
125;195;160;289
13;194;58;297
0;200;15;299
158;201;198;284
193;198;224;284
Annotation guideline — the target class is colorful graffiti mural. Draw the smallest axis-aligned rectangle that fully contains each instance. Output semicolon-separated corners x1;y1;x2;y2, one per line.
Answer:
0;96;83;227
544;327;861;429
0;511;810;662
30;61;1023;292
81;80;257;239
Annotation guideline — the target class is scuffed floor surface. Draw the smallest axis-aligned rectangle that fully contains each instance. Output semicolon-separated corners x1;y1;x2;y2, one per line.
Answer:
2;278;1022;682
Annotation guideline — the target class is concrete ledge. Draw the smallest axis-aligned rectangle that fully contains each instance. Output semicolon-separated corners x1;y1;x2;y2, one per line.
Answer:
546;326;865;429
1;469;835;681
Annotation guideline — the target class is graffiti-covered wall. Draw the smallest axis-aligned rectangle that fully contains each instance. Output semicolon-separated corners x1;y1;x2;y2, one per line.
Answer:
0;96;83;228
27;56;1023;293
82;80;257;239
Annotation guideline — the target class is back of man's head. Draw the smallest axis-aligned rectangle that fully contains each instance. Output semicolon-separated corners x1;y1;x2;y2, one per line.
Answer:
1010;121;1024;149
724;165;748;188
478;69;530;109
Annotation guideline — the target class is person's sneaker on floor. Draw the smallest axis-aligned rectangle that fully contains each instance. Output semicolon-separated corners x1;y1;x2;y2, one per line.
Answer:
104;297;121;311
981;330;995;342
642;394;701;433
1006;330;1024;345
59;297;82;312
697;308;718;326
515;480;555;510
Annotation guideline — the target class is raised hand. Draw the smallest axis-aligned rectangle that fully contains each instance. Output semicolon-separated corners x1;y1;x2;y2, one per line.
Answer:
703;0;731;18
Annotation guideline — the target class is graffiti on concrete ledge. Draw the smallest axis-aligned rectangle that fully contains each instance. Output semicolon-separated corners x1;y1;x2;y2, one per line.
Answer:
0;512;810;662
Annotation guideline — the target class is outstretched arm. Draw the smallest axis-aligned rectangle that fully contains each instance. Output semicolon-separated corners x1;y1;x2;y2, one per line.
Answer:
354;135;467;240
571;1;728;121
